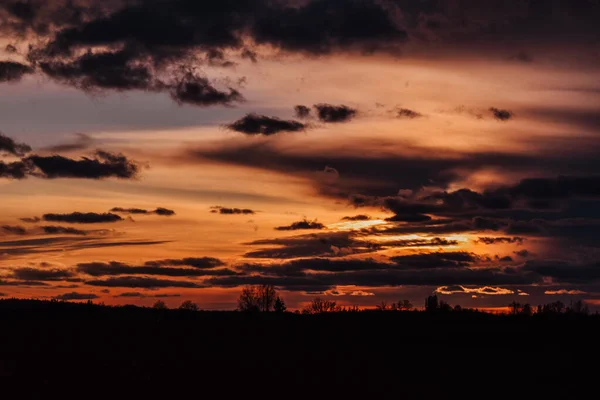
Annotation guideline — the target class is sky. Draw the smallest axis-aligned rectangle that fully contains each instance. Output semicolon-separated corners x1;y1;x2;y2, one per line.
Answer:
1;0;600;311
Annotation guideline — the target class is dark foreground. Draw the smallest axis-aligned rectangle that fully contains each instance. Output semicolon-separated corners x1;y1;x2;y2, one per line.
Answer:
0;299;597;396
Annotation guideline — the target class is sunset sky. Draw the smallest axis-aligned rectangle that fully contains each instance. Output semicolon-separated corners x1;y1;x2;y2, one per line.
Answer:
1;0;600;310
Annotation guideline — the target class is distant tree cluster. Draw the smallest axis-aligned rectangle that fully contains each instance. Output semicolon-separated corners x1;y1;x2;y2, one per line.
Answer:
145;291;591;317
237;285;286;313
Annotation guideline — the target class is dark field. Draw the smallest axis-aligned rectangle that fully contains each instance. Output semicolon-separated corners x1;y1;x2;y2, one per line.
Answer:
0;299;596;396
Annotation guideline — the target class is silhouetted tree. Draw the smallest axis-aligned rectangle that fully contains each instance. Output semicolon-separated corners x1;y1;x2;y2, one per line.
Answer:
520;304;533;316
376;301;389;311
509;301;522;315
302;298;340;314
274;296;287;313
453;305;462;312
542;301;565;314
237;285;279;312
567;300;589;315
179;300;199;311
153;300;168;310
398;300;413;311
425;295;439;312
439;300;452;312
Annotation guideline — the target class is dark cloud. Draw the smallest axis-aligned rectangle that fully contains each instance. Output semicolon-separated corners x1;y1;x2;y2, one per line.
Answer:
54;292;99;301
110;207;176;216
0;160;29;179
43;212;123;224
244;231;378;259
154;207;175;216
44;133;93;153
115;292;145;298
143;257;225;269
341;215;372;221
396;108;422;119
385;213;432;223
490;107;513;121
37;48;156;92
111;207;149;215
211;206;255;215
77;261;236;277
86;277;203;289
26;150;139;179
2;225;27;235
12;267;75;281
476;237;525;245
514;249;531;258
0;132;31;156
522;260;600;284
275;219;326;231
20;217;40;223
0;279;49;287
314;104;357;123
226;114;306;136
170;72;243;107
208;258;539;291
294;105;312;119
390;252;480;269
0;61;33;83
41;226;87;235
381;237;459;248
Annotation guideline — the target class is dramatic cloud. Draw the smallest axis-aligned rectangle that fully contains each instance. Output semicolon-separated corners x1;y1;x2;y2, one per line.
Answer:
170;72;243;107
86;277;203;289
390;252;480;269
275;219;326;231
435;285;516;296
522;261;600;284
2;225;26;235
77;261;236;277
38;48;155;92
342;215;372;221
396;108;422;119
26;151;140;179
20;217;40;223
244;232;377;259
43;212;123;224
54;292;99;301
490;107;513;121
0;61;33;83
11;267;76;281
110;207;176;216
41;226;87;236
143;257;225;269
314;104;357;123
294;105;312;119
0;133;31;156
211;206;255;215
0;161;29;179
208;258;539;291
226;114;306;136
476;237;525;245
44;133;94;153
544;289;587;295
154;207;176;216
514;250;531;258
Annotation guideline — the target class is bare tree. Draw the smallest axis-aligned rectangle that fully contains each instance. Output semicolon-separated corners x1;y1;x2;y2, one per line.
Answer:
153;300;168;310
398;300;413;311
237;285;280;312
179;300;199;311
376;301;389;311
302;298;340;314
274;296;287;313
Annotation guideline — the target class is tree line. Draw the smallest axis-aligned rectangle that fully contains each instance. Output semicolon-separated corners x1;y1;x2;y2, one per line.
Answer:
144;287;591;315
